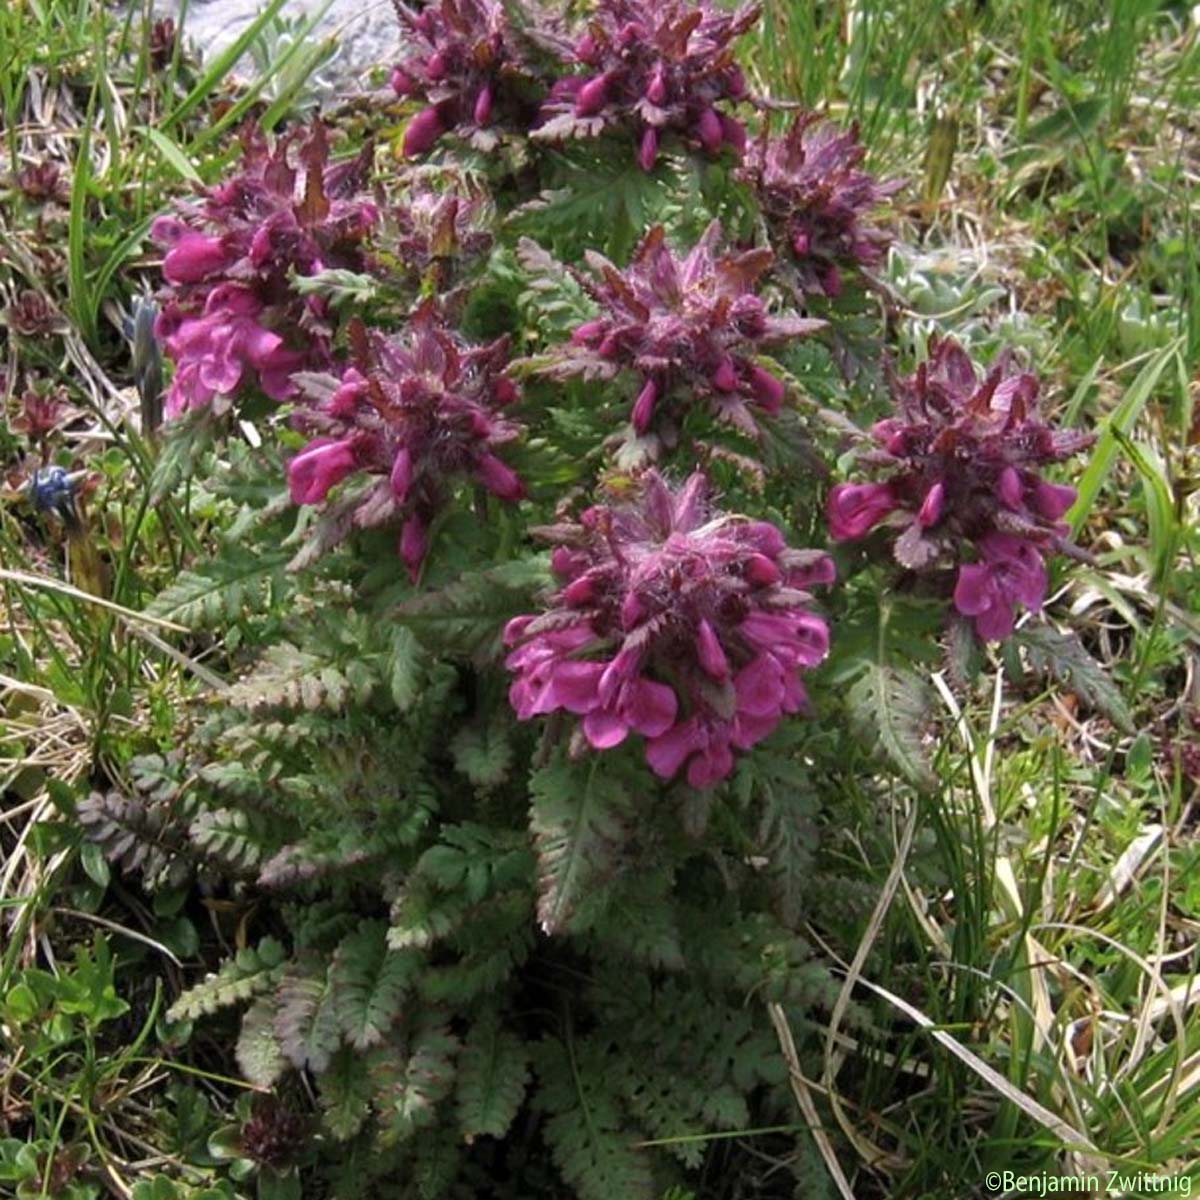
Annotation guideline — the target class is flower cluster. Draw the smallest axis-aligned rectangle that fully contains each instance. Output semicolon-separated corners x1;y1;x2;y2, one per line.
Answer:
392;0;526;157
152;124;377;420
389;169;495;296
827;338;1094;640
739;113;902;298
534;0;760;170
288;305;523;578
540;221;821;439
505;471;832;788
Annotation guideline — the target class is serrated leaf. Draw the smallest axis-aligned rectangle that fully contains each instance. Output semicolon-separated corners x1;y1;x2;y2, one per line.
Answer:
450;720;513;788
1015;625;1133;732
274;967;339;1074
529;755;629;935
331;922;420;1051
147;546;291;629
456;1014;530;1141
236;994;287;1086
387;627;423;712
320;1045;372;1140
167;938;287;1021
846;660;937;790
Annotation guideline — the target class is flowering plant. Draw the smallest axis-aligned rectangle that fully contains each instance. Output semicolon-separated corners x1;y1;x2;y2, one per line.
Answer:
739;112;902;298
287;304;523;578
534;0;760;170
827;337;1094;640
535;221;821;441
151;123;377;418
505;470;832;787
124;12;1119;1194
391;0;533;157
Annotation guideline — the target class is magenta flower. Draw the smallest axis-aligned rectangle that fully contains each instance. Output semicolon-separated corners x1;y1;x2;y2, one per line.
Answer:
151;123;377;419
827;482;898;541
505;471;833;788
952;533;1048;641
738;112;902;298
287;437;359;505
827;337;1094;640
533;1;760;170
289;305;523;579
535;222;821;439
391;0;531;157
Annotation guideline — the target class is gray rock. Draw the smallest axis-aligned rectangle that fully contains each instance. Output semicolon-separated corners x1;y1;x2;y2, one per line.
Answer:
161;0;403;101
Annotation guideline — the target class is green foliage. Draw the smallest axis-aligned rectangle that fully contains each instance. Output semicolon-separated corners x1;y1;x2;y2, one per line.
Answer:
1011;623;1135;732
168;939;289;1022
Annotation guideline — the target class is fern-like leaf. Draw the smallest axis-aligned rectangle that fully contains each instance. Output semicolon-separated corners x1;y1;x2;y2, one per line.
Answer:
455;1013;530;1142
532;1037;654;1200
845;661;937;790
370;1017;460;1148
274;964;340;1074
236;994;287;1087
146;545;291;629
1013;624;1133;732
167;938;288;1022
330;922;421;1051
528;755;630;935
319;1045;373;1141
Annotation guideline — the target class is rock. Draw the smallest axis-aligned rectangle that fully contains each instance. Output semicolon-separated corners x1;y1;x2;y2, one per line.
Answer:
158;0;401;101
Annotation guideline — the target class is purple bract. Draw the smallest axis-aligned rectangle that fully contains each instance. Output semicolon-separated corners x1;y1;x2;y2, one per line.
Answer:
537;221;821;439
739;112;902;298
826;337;1094;640
533;1;760;170
391;0;527;157
288;304;524;579
152;124;377;420
505;470;833;788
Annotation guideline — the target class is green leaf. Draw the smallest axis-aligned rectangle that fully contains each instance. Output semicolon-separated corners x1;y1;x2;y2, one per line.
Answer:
845;661;937;791
236;995;287;1087
456;1013;530;1141
319;1046;372;1140
1069;342;1180;537
143;127;203;184
1014;625;1133;732
274;966;339;1074
331;922;420;1051
148;546;291;629
167;938;288;1022
387;628;424;712
529;755;630;935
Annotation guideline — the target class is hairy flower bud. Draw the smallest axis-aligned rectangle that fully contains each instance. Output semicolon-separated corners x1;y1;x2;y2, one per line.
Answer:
535;1;761;169
739;112;902;297
151;123;376;419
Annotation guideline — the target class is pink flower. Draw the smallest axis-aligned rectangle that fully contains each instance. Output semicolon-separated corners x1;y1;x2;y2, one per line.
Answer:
827;482;897;541
505;471;833;787
159;232;232;284
953;533;1048;641
534;1;761;168
151;123;377;418
829;337;1093;641
390;0;527;155
738;112;902;297
535;221;821;440
288;304;524;575
288;438;358;504
403;106;449;158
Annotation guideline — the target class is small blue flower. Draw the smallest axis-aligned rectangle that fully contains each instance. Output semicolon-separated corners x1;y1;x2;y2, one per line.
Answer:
28;466;83;529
